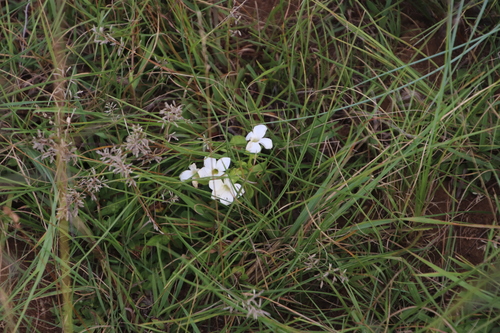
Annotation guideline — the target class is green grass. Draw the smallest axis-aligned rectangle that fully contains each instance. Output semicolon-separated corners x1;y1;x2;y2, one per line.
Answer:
1;0;500;332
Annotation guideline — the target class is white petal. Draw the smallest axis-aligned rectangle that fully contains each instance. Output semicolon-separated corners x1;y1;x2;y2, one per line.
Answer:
245;131;254;141
211;183;233;205
180;169;194;181
209;179;223;190
217;157;231;172
231;183;244;198
246;141;262;154
180;163;199;180
222;178;234;190
259;138;273;149
218;190;234;205
197;167;211;178
252;125;267;139
211;179;244;205
203;157;217;170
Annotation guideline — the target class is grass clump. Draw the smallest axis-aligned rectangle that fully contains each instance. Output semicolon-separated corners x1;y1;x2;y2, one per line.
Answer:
1;0;500;332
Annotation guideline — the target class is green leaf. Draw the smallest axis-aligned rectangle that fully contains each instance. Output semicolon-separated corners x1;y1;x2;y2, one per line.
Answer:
231;266;249;281
100;199;123;216
146;234;170;247
251;162;267;174
244;184;254;199
230;135;247;147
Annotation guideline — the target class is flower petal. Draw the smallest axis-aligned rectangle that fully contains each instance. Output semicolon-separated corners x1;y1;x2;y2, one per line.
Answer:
197;167;210;178
180;163;198;181
231;182;244;198
203;157;217;169
209;179;223;190
179;169;194;181
218;192;234;205
198;158;216;178
246;141;262;154
259;137;273;149
210;179;244;205
252;125;267;139
211;181;233;205
217;157;231;172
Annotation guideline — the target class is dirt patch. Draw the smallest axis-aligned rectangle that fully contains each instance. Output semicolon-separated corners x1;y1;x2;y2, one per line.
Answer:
423;180;499;267
235;0;300;29
0;232;61;333
395;19;445;81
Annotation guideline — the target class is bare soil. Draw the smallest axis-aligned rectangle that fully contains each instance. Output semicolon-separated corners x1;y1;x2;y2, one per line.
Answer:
0;234;61;333
425;180;499;267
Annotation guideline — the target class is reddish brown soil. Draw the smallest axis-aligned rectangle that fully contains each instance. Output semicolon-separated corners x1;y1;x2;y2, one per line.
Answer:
425;180;499;267
235;0;300;28
396;19;445;80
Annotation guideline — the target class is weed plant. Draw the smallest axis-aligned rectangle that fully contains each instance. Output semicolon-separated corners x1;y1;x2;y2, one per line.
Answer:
1;0;500;332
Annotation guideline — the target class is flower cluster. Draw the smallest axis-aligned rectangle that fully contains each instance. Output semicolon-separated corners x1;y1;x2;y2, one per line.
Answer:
32;130;77;164
179;125;273;205
180;157;243;205
302;253;349;289
77;168;109;201
124;124;151;157
90;25;125;55
318;264;348;288
224;290;270;320
96;124;162;187
159;101;189;128
97;147;136;187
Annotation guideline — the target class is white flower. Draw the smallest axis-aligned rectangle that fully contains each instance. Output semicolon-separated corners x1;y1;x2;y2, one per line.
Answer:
179;163;200;188
209;178;244;205
197;157;231;178
245;125;273;153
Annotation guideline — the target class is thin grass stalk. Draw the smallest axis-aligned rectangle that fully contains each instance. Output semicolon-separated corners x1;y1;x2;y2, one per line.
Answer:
46;0;73;330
